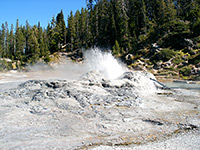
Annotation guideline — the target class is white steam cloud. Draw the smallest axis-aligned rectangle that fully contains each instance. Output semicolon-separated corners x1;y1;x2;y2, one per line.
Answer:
25;48;128;80
84;48;127;80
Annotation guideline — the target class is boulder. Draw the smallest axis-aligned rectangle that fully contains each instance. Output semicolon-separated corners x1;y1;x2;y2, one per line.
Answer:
191;67;200;75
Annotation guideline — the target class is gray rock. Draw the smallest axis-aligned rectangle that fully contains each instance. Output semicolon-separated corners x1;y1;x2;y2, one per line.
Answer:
183;38;198;49
191;67;200;75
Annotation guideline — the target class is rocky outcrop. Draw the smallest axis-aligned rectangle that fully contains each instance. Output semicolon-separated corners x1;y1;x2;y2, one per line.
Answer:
3;71;161;113
182;38;198;50
191;66;200;75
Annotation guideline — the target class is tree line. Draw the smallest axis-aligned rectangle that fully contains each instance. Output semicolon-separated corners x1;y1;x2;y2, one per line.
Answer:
0;0;200;66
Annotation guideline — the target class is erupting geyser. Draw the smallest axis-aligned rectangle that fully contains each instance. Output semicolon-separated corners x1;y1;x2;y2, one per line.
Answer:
83;48;160;93
84;48;127;80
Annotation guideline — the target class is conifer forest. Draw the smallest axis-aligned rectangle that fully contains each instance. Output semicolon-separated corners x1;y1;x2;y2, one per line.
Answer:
0;0;200;79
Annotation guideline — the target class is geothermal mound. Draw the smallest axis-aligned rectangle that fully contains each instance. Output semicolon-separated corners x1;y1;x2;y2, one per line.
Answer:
2;71;159;115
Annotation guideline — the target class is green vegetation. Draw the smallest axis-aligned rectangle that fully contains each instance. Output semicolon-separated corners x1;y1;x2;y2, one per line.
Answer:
189;54;200;64
179;66;192;76
0;0;200;79
0;59;12;71
150;48;176;63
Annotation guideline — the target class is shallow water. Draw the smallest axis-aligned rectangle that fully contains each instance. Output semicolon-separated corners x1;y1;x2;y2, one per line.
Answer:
165;82;200;90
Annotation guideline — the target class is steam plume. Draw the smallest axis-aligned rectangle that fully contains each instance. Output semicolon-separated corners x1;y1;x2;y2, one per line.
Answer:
26;48;128;80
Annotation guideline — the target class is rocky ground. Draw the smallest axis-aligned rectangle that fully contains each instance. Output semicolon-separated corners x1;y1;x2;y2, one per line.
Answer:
0;70;199;150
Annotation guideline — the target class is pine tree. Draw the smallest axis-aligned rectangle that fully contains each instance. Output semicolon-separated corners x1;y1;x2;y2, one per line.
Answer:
188;0;200;22
29;26;40;62
5;22;10;58
97;0;112;46
189;1;200;35
93;2;99;43
15;19;25;60
110;0;117;46
0;23;6;58
145;0;155;21
87;4;95;46
0;44;2;58
80;8;87;48
49;16;59;53
24;20;31;59
86;0;94;10
85;8;93;48
165;0;176;22
9;24;15;59
74;10;81;49
0;28;1;58
56;10;67;50
42;29;50;57
37;22;46;56
156;0;167;26
86;0;95;47
67;11;76;51
176;0;196;21
127;0;138;38
46;23;51;52
115;0;130;51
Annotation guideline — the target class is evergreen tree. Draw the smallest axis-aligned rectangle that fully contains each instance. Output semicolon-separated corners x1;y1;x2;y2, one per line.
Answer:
5;22;10;58
188;0;200;23
188;0;200;35
115;0;130;51
110;0;117;46
86;0;94;10
127;0;138;38
56;10;67;49
74;10;81;49
85;8;93;48
80;8;88;48
0;23;6;58
37;22;46;56
155;0;167;26
29;26;40;62
0;43;2;58
93;2;99;43
97;0;112;46
42;29;50;57
15;19;25;60
9;24;15;59
49;16;59;53
24;20;31;59
165;0;176;23
67;11;76;51
0;28;1;57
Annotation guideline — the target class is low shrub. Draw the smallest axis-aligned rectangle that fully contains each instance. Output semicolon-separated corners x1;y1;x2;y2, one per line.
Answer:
172;55;183;64
150;48;175;63
0;59;12;71
179;66;192;76
189;54;200;64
